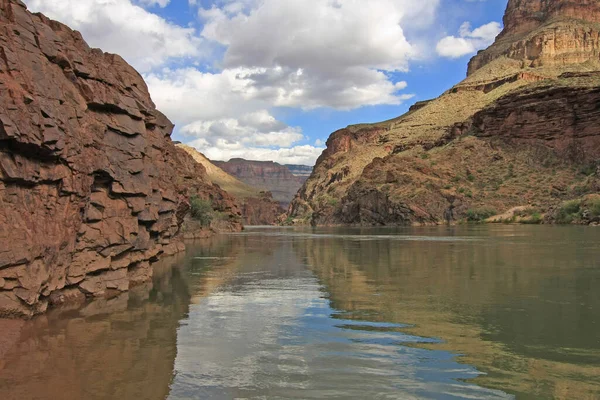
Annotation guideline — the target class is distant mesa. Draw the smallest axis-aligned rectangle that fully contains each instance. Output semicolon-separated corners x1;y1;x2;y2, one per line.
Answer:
177;145;288;225
212;158;312;207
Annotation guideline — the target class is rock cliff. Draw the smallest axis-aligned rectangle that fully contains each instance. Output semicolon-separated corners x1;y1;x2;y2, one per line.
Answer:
0;0;241;317
468;0;600;75
214;159;305;207
178;145;284;225
289;0;600;226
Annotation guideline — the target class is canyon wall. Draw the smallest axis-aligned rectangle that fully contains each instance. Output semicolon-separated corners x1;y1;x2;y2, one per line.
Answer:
214;159;305;207
468;0;600;75
178;145;285;225
289;0;600;226
0;0;240;317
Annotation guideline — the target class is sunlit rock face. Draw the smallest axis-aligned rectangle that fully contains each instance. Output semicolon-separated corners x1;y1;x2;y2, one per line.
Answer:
468;0;600;75
0;0;241;317
214;159;305;207
289;0;600;227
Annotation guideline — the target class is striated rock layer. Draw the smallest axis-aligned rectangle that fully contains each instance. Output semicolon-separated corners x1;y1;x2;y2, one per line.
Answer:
214;158;306;207
0;0;241;317
178;145;285;225
468;0;600;75
289;0;600;226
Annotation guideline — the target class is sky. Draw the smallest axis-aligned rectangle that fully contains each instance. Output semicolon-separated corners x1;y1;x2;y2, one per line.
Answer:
25;0;508;166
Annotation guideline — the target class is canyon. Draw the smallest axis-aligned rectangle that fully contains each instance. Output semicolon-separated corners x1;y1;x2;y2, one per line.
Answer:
0;0;241;317
178;145;285;225
289;0;600;226
214;159;310;207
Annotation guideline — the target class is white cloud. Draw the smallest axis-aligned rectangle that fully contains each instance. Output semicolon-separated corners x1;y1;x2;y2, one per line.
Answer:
436;21;501;59
25;0;202;72
196;0;432;109
25;0;446;165
180;112;305;148
190;141;325;165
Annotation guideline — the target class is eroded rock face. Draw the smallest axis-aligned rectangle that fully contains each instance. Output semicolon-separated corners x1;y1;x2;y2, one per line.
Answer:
470;75;600;162
176;144;284;225
289;0;600;227
0;0;240;317
468;0;600;75
241;192;286;226
214;159;305;207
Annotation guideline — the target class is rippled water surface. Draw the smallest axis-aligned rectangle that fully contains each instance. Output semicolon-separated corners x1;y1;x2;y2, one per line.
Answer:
1;225;599;399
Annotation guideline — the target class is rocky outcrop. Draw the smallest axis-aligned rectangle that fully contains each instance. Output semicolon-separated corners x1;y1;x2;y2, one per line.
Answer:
178;145;285;225
468;0;600;75
0;0;241;317
214;158;304;207
289;0;600;226
241;192;286;226
469;75;600;162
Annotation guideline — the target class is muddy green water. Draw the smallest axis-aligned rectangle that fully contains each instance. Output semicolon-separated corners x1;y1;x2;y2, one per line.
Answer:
0;226;599;399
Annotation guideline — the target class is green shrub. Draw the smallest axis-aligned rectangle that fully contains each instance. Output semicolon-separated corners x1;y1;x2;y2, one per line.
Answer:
579;163;598;176
588;198;600;218
522;212;543;224
556;200;582;224
190;196;213;226
465;208;497;222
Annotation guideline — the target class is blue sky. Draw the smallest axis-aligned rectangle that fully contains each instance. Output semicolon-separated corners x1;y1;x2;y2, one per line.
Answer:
26;0;508;165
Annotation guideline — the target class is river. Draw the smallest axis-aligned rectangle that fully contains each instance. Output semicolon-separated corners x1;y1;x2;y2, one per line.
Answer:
0;225;598;399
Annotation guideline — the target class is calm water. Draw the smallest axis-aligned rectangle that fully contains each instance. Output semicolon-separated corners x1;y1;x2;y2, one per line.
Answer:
0;226;599;399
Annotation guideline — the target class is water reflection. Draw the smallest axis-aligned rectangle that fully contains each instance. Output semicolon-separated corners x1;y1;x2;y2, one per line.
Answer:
290;225;600;399
0;226;598;399
0;256;191;400
169;233;509;400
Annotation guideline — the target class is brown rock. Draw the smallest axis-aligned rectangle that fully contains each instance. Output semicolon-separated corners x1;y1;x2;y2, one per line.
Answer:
468;0;600;75
289;0;600;226
214;158;306;207
0;0;241;317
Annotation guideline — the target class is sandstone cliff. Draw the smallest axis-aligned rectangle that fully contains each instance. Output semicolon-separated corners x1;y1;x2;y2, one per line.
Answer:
178;145;285;225
0;0;241;317
214;159;305;207
289;0;600;226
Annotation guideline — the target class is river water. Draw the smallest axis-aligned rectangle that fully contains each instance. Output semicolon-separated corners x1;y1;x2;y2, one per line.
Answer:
0;226;599;399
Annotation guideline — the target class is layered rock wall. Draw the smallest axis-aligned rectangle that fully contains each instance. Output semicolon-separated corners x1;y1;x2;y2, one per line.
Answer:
289;0;600;227
214;159;304;206
468;0;600;75
0;0;240;317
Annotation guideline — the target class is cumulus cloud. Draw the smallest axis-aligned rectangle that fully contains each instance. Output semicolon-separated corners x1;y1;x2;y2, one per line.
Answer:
25;0;202;72
189;141;325;165
196;0;432;109
24;0;445;165
181;111;305;148
436;21;501;59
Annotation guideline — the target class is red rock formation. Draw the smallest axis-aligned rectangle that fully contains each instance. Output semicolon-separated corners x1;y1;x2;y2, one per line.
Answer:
0;0;241;317
241;192;286;226
214;158;304;206
468;0;600;75
289;0;600;227
500;0;600;38
177;145;284;225
470;75;600;162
